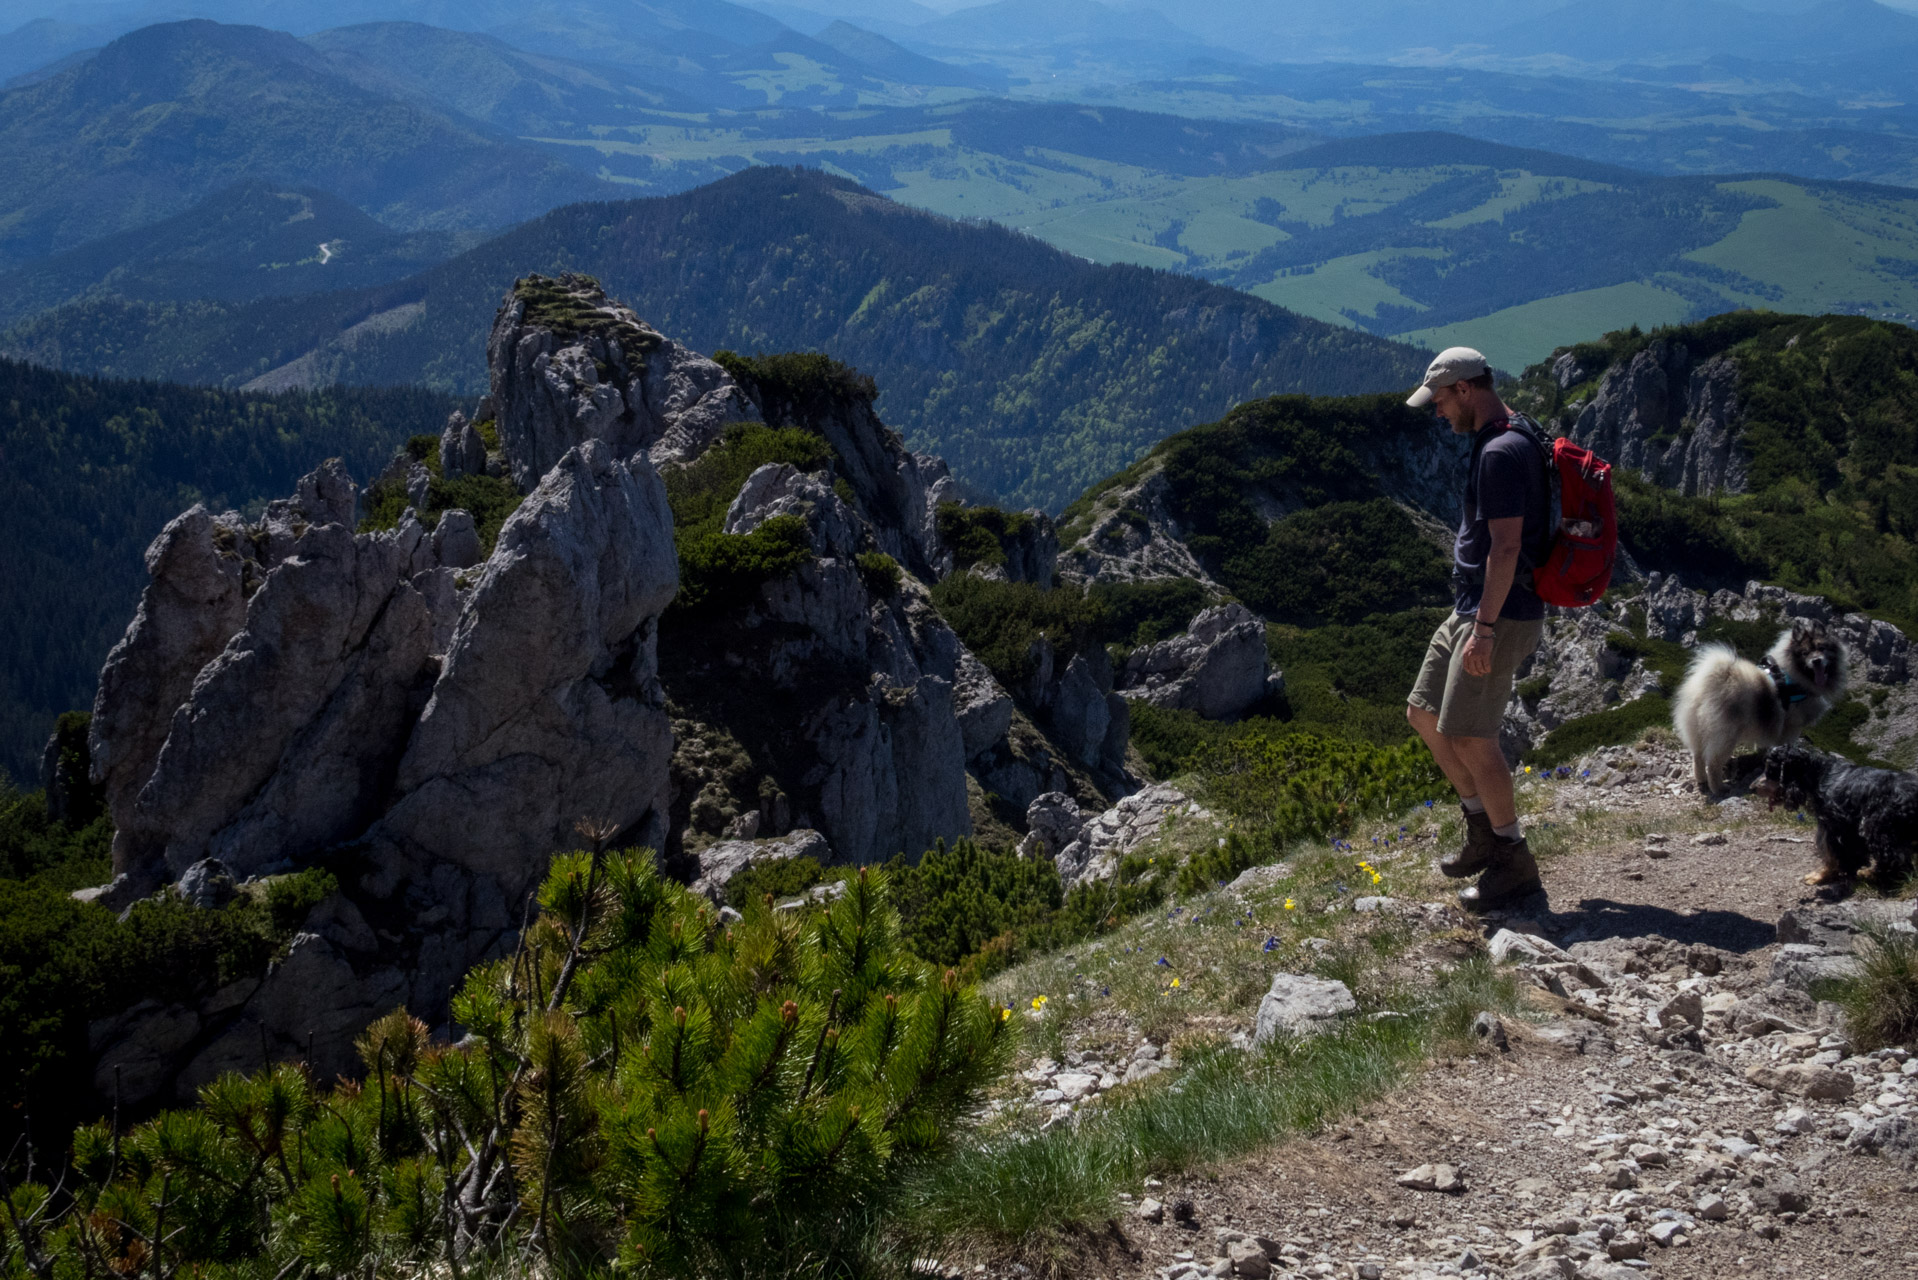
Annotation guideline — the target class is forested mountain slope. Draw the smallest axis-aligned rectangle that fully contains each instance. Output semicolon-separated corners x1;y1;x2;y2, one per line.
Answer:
2;166;1430;510
0;360;455;782
0;185;472;328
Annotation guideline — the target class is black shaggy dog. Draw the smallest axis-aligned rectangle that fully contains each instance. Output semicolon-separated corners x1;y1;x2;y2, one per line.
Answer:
1759;744;1918;888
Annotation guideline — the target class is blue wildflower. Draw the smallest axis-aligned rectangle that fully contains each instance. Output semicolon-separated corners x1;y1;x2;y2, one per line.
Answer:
1261;936;1280;952
1156;956;1170;966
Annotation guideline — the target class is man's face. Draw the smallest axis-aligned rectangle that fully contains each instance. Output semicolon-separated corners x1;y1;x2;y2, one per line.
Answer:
1428;380;1477;434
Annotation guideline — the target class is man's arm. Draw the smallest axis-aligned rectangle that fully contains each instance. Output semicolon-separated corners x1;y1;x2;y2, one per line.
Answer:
1475;516;1525;626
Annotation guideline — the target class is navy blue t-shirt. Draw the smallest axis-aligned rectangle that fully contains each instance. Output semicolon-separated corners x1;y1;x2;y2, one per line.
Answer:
1454;415;1549;622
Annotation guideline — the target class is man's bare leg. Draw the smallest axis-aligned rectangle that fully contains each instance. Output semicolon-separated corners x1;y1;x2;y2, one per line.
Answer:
1448;735;1517;830
1407;704;1479;801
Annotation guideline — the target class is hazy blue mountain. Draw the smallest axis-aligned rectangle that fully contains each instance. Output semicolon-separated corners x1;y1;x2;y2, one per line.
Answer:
1493;0;1918;65
305;22;716;128
812;20;1003;88
0;20;615;269
906;0;1216;54
1;166;1429;510
0;185;472;328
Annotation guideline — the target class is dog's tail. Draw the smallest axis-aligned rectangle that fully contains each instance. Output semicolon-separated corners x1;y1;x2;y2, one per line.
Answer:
1672;642;1743;754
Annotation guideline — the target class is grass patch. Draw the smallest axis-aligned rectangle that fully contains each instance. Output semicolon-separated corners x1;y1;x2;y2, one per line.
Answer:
1828;926;1918;1051
1526;695;1674;769
899;953;1513;1250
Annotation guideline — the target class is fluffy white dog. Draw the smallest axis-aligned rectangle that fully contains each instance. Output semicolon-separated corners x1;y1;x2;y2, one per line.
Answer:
1672;620;1848;798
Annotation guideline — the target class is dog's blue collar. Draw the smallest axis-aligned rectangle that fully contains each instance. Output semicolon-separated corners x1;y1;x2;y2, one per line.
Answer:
1764;656;1814;705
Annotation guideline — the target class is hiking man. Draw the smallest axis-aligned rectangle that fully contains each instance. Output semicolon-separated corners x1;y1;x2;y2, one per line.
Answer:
1404;347;1551;913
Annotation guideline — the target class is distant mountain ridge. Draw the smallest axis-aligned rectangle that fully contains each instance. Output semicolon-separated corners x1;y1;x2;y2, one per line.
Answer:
0;20;615;268
2;166;1430;511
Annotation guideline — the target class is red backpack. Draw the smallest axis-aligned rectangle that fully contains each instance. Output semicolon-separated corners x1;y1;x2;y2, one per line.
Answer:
1506;416;1617;608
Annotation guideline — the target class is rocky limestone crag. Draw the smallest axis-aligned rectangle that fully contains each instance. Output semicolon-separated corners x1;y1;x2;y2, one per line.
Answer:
70;277;1137;1111
1564;338;1748;497
1117;602;1276;720
80;430;679;1102
488;273;757;489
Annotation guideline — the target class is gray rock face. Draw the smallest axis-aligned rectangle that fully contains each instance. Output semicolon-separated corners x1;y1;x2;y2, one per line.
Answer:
1253;973;1357;1044
488;273;758;491
88;505;250;882
439;410;489;481
954;649;1015;761
679;457;972;867
1117;603;1270;720
81;407;680;1102
1017;792;1087;860
1569;340;1748;496
381;438;678;886
1053;782;1212;887
1017;638;1130;779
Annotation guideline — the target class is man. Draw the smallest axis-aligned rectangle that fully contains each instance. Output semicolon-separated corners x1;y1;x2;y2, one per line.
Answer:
1404;347;1551;913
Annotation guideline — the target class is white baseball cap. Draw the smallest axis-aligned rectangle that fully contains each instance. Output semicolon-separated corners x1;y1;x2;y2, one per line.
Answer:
1406;346;1489;408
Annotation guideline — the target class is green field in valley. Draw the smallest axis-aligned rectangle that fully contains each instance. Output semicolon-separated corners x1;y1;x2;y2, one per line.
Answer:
540;112;1918;369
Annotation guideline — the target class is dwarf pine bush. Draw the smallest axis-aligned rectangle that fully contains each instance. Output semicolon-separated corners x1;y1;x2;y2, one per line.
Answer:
1;852;1007;1278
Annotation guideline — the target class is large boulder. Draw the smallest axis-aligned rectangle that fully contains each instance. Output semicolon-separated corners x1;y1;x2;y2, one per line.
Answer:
1253;974;1357;1045
1117;603;1271;720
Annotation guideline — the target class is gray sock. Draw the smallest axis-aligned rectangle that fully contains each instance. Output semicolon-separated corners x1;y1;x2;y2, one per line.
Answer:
1493;821;1522;841
1461;796;1486;814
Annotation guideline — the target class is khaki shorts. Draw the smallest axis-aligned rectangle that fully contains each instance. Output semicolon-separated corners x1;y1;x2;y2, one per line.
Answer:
1408;612;1545;739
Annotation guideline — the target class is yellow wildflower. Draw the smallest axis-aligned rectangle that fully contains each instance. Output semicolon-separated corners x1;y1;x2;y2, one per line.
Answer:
1169;977;1181;988
1283;897;1296;910
1000;1007;1012;1021
1030;995;1048;1010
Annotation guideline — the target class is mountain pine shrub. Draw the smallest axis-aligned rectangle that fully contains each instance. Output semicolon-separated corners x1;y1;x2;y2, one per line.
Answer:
935;502;1032;571
1189;732;1447;844
928;574;1106;688
3;851;1007;1277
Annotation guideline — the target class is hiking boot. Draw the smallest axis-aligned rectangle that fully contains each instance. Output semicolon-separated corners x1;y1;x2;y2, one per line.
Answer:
1458;835;1543;914
1439;804;1498;879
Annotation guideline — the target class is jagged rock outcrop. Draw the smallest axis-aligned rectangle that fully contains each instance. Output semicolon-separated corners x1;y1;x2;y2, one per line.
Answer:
438;410;489;481
69;277;1087;1110
683;461;973;865
1016;791;1087;861
1568;339;1748;497
1058;464;1224;587
489;273;757;489
1044;782;1216;888
1117;603;1274;720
